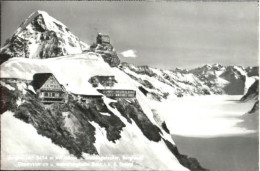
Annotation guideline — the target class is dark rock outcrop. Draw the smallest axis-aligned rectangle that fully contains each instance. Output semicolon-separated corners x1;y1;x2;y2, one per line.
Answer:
246;66;259;77
38;31;64;58
0;84;19;113
241;80;259;101
2;36;29;58
161;121;170;134
0;54;11;65
138;86;149;96
163;139;209;171
248;100;259;114
112;98;162;142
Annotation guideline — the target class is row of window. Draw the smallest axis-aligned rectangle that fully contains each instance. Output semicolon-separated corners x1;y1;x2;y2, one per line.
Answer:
103;83;114;87
40;92;63;98
101;90;135;94
103;93;135;97
42;98;64;102
115;93;135;97
44;84;60;88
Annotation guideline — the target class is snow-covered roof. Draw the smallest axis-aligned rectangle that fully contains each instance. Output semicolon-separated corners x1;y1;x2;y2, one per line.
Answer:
31;73;54;90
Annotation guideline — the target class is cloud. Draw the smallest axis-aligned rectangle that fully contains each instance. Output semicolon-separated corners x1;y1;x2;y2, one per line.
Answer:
120;49;137;58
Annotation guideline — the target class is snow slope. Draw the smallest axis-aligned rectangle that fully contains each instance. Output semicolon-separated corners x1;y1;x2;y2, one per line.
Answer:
1;111;187;170
1;53;189;170
1;111;72;170
90;120;185;170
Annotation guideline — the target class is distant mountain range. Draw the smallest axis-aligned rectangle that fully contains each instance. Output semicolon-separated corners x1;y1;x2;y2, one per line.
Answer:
120;63;258;100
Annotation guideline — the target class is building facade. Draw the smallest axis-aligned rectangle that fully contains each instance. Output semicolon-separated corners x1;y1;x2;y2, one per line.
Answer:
31;73;67;104
98;89;136;99
71;93;102;103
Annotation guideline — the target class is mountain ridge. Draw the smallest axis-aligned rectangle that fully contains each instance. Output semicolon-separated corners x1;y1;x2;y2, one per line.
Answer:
120;62;258;100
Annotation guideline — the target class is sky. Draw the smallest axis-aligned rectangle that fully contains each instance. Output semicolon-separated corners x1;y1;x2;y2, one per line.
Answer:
1;1;258;69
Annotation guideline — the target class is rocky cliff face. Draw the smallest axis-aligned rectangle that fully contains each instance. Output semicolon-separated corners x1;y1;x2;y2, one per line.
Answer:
241;80;259;101
236;79;259;132
240;79;259;118
241;80;259;102
0;11;84;59
248;101;259;114
246;66;259;77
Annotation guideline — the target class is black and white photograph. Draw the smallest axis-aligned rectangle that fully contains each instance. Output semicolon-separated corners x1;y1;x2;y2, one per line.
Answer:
0;1;259;170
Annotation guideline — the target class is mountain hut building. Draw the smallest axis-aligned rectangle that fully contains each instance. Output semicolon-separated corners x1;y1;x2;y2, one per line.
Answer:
31;73;67;104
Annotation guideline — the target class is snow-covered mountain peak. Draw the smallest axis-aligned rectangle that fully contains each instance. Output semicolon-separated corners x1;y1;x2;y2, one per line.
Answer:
16;10;57;35
14;10;70;39
1;10;88;59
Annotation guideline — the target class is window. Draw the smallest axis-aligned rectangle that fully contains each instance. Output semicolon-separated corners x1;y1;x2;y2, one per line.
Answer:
44;92;48;96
